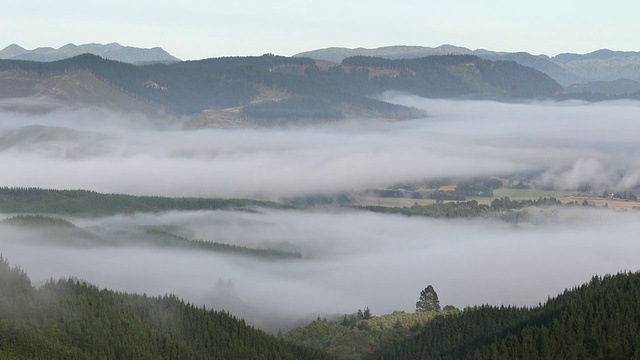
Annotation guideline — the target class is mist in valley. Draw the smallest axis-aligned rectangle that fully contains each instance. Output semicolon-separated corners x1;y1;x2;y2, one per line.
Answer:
1;207;639;331
1;95;640;331
1;96;640;197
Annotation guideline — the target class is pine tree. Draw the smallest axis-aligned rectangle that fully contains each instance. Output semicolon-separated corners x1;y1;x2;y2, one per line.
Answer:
363;307;372;320
416;285;441;312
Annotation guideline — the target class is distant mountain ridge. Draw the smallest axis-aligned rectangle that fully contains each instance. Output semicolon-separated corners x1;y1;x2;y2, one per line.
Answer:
551;49;640;63
294;45;640;88
294;45;583;86
0;43;180;63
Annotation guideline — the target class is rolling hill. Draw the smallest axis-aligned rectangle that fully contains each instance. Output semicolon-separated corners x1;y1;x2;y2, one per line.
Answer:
0;53;561;126
294;45;584;86
295;45;640;92
374;271;640;360
0;256;332;359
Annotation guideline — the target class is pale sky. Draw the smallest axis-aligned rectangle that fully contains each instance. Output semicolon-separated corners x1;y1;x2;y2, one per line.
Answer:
2;0;638;60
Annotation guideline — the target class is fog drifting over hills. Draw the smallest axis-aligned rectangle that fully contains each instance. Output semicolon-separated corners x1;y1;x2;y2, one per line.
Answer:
2;96;640;331
1;208;639;331
2;96;640;197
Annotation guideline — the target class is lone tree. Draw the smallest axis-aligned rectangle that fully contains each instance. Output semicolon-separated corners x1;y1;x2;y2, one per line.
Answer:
416;285;441;312
363;307;372;320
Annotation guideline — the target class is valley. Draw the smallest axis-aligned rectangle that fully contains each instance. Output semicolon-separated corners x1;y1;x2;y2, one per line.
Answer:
1;40;640;359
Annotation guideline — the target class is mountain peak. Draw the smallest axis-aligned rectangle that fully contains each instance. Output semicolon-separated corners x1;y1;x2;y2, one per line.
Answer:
3;44;26;51
0;42;180;63
0;44;27;59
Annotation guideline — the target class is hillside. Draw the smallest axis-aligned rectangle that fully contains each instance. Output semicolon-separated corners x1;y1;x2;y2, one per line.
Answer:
294;45;583;86
295;45;640;90
0;214;302;259
0;256;332;359
285;310;459;359
562;56;640;83
565;78;640;96
0;69;159;113
0;187;281;216
0;42;180;63
0;53;561;125
374;272;640;359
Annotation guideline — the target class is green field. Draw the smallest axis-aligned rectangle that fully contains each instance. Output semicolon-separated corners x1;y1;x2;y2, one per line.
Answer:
355;188;575;208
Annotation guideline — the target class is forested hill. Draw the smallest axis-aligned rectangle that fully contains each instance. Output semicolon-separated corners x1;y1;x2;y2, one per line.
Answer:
0;53;561;124
0;256;333;359
374;272;640;360
0;187;281;215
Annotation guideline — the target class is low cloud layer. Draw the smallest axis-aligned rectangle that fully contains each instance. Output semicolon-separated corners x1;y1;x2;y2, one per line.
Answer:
2;97;640;197
1;208;639;331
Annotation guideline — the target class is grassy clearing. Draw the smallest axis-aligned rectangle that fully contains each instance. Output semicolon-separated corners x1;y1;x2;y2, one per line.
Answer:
492;188;574;200
355;188;577;208
353;196;438;207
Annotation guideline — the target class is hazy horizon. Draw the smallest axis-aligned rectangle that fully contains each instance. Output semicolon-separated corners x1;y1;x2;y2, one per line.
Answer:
3;1;639;60
1;41;635;61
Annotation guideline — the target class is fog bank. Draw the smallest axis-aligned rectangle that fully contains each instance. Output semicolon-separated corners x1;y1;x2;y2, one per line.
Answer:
1;208;638;331
2;97;640;197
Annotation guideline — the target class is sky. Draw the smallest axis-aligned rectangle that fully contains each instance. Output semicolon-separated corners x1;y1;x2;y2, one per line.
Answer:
2;0;639;60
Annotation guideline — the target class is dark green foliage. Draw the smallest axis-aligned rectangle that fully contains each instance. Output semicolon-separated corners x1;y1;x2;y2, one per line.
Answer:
2;214;77;228
0;256;333;359
0;187;281;216
342;55;562;98
455;178;503;197
416;285;440;312
242;96;343;124
365;189;423;199
374;272;640;360
490;196;563;211
1;214;101;247
363;307;372;320
428;191;466;201
284;193;354;208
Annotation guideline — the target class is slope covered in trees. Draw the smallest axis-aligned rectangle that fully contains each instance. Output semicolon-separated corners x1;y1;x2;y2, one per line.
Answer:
0;187;280;215
0;214;301;259
0;256;333;359
0;53;561;122
374;272;640;360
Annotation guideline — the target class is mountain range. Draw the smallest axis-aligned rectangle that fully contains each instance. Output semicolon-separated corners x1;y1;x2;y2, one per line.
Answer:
0;53;561;127
0;43;180;63
295;45;640;88
1;42;640;127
